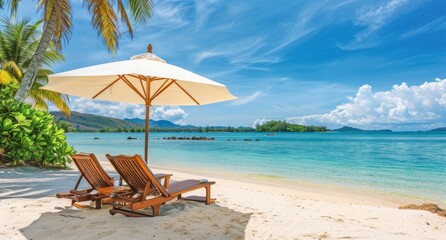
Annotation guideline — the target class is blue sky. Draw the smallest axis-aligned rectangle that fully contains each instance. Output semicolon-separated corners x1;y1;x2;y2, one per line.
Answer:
6;0;446;130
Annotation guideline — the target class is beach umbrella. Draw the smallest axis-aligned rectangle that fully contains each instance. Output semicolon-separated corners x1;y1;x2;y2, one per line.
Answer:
41;44;237;163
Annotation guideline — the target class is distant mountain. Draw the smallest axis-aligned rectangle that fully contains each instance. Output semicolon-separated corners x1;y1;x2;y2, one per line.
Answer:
332;126;392;132
430;127;446;131
52;111;136;130
332;126;364;132
51;111;181;130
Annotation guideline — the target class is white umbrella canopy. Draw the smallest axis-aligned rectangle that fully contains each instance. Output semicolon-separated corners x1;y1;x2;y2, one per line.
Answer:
41;44;237;162
42;52;235;105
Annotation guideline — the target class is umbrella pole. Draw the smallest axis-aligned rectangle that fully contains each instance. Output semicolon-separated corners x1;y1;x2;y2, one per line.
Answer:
144;104;150;163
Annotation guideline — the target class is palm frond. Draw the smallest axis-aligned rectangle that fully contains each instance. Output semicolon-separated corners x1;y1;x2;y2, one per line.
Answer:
116;0;133;38
36;68;53;81
38;0;73;50
30;81;71;116
127;0;153;24
84;0;119;54
32;93;49;111
41;42;64;66
0;19;41;68
0;69;14;84
2;60;22;78
1;0;21;17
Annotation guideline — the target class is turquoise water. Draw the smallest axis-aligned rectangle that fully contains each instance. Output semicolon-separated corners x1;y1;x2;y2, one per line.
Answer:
66;132;446;202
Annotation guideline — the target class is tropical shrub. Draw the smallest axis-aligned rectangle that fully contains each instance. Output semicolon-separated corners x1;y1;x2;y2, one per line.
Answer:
0;99;75;167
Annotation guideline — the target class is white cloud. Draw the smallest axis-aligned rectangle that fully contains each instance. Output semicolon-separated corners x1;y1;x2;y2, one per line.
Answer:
194;0;220;30
232;91;264;106
341;0;408;50
193;37;266;64
151;1;189;29
151;106;188;125
252;119;268;128
69;98;145;119
287;78;446;130
67;98;188;124
400;16;446;39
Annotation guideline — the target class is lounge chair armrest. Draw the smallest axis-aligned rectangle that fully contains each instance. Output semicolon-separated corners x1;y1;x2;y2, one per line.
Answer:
154;173;172;189
110;191;140;203
70;188;94;195
154;173;172;180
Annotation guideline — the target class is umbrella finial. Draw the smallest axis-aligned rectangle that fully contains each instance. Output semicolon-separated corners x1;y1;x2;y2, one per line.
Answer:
130;44;166;63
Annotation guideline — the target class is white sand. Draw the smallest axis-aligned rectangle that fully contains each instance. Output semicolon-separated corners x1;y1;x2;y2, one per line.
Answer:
0;166;445;240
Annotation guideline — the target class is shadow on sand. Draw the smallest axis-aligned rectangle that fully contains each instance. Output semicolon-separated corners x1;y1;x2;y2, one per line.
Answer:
0;167;118;199
20;201;252;239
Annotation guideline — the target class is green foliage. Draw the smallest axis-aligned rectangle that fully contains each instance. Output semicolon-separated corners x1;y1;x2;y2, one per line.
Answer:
0;80;18;99
255;120;328;132
0;99;75;167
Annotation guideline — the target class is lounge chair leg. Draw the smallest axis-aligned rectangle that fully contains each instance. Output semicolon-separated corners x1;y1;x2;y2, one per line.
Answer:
152;204;161;217
205;186;211;205
95;198;102;209
110;207;117;216
177;194;182;200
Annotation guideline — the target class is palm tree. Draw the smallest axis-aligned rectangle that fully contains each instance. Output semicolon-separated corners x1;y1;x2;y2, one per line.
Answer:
0;19;71;115
2;0;153;102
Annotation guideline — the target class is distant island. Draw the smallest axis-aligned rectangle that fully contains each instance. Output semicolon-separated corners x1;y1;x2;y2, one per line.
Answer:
51;112;328;133
332;126;392;132
430;127;446;131
255;120;328;132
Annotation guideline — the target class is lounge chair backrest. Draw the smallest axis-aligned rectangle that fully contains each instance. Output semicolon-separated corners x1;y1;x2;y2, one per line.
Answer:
106;154;169;197
71;153;114;189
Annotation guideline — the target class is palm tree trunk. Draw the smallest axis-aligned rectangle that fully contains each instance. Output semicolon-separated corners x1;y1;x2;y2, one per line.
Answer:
14;10;57;102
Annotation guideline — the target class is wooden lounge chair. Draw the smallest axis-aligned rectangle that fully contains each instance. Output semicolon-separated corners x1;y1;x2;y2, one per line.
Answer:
56;153;172;209
106;154;215;217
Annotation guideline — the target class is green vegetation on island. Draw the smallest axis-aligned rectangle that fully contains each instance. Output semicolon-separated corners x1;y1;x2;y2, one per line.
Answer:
52;111;136;131
255;120;328;132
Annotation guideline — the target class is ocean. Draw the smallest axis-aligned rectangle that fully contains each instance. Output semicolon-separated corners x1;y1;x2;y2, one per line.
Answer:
66;131;446;203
